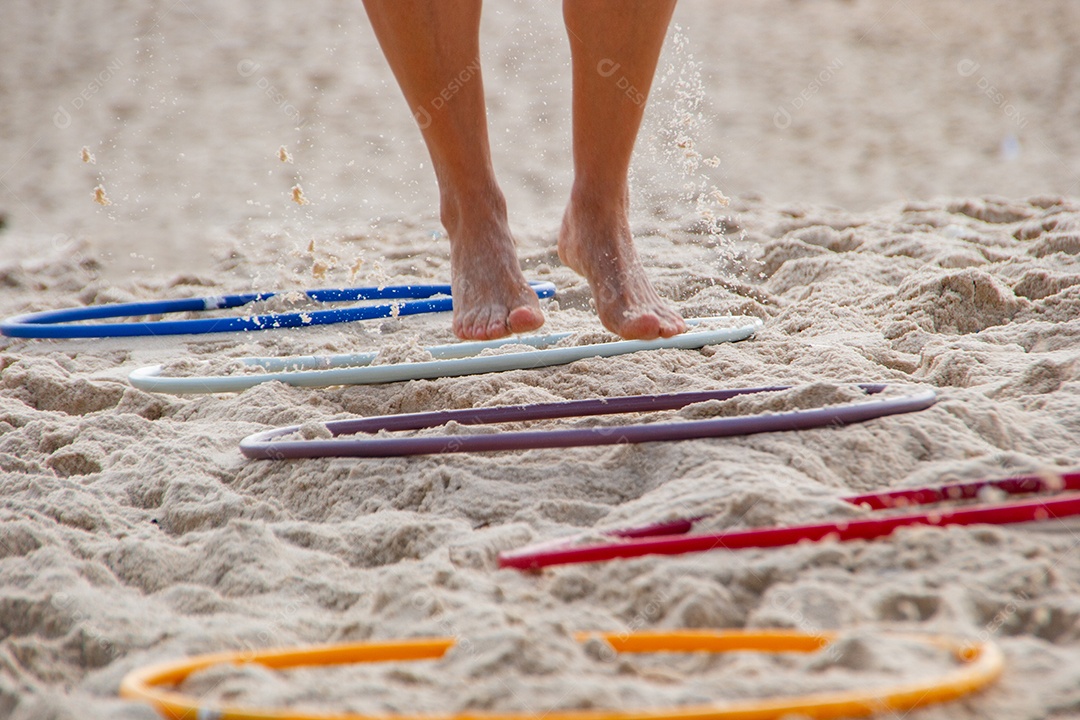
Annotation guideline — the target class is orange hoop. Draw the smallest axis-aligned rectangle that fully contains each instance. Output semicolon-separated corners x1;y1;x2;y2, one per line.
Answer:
120;630;1002;720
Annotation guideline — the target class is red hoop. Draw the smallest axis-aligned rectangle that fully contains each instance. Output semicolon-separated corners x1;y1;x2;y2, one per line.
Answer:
499;472;1080;570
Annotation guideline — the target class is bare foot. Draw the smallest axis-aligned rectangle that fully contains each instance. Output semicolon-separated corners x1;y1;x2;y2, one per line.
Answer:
443;191;545;341
558;195;686;340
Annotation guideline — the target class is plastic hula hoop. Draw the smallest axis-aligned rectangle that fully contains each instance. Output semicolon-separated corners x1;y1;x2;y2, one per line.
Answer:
119;630;1002;720
498;471;1080;570
0;282;555;339
129;316;762;394
239;384;936;459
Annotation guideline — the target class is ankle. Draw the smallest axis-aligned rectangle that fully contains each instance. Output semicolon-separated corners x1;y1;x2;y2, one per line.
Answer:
568;179;630;220
439;180;508;237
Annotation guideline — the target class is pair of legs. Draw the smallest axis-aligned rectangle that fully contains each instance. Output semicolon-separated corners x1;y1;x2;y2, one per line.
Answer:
362;0;687;341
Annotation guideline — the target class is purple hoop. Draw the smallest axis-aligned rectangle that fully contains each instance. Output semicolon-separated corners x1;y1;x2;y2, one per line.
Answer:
240;384;937;459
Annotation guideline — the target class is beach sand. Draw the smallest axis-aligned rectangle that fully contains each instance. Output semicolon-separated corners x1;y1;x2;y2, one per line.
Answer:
2;1;1080;718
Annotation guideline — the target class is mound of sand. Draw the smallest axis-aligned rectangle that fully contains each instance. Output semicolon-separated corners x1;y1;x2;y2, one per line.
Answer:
3;194;1080;719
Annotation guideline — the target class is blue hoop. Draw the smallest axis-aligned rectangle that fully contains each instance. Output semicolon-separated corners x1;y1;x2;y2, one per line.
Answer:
0;282;557;339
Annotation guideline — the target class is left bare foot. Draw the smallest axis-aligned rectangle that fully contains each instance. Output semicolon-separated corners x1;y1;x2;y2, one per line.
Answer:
442;186;546;341
558;193;686;340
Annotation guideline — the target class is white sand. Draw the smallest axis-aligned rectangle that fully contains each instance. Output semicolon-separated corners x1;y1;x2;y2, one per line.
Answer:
2;2;1080;719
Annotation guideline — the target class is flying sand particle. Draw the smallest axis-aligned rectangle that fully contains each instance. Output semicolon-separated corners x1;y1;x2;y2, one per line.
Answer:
279;145;293;163
291;185;309;205
81;147;95;164
93;185;111;206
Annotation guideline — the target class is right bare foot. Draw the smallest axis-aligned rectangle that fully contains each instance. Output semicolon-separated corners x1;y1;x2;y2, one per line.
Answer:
558;193;686;340
442;188;545;341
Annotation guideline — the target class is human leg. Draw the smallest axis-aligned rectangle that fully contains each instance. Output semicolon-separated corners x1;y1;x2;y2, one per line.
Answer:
362;0;544;339
559;0;686;340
